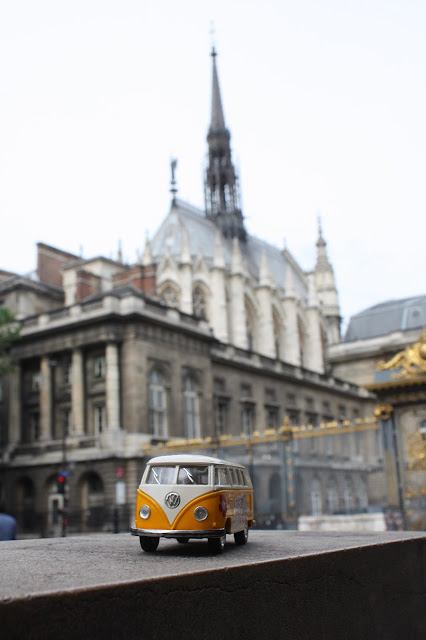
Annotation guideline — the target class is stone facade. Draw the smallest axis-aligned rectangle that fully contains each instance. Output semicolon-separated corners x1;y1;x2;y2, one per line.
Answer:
0;284;380;535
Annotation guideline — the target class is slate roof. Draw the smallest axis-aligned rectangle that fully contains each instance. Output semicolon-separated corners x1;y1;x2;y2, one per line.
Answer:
151;199;308;300
344;295;426;342
0;273;63;298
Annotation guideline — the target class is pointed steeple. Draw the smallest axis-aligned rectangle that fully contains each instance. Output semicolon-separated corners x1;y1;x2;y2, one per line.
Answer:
205;48;246;242
315;217;331;271
170;158;178;207
117;239;123;264
210;47;226;133
141;233;153;266
313;218;341;344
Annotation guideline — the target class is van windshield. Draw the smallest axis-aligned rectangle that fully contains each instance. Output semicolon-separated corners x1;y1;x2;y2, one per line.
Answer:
146;466;176;485
177;466;209;485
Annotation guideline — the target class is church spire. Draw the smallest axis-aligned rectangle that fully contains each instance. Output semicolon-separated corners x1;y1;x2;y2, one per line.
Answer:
314;218;341;344
204;48;246;242
315;217;330;270
210;47;226;132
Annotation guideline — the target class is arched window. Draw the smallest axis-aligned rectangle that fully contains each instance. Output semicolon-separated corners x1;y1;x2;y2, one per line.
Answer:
273;308;281;359
192;286;208;320
245;297;256;352
310;477;322;516
149;369;168;438
160;285;180;309
183;374;200;439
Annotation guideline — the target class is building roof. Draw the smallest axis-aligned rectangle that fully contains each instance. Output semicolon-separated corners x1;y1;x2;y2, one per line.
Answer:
0;273;63;298
151;199;307;299
344;295;426;342
0;269;18;283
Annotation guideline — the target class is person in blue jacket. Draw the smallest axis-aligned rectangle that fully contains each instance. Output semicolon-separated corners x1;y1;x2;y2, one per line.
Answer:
0;503;17;541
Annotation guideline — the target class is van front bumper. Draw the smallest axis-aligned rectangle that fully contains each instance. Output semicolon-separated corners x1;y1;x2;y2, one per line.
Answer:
130;527;226;539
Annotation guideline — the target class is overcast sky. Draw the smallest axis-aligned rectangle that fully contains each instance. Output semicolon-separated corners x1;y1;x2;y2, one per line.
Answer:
1;1;425;332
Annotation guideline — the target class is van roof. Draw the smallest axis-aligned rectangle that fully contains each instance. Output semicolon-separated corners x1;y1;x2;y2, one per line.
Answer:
147;454;246;468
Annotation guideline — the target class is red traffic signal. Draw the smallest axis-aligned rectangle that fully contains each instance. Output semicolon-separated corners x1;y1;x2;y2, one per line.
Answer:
57;474;66;494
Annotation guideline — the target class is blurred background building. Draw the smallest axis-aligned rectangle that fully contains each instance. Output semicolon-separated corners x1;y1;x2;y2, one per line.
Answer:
329;297;426;531
0;50;424;536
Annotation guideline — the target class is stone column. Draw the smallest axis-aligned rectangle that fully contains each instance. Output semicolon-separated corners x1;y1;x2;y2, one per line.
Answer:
71;348;85;435
304;275;324;374
8;366;21;449
179;227;193;315
180;264;193;315
106;342;121;431
282;268;300;366
230;237;246;349
40;356;52;440
210;231;228;342
256;252;275;358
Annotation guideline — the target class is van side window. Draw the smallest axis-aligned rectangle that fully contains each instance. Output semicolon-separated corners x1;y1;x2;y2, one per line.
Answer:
235;469;244;486
214;466;230;486
177;466;209;485
228;468;237;485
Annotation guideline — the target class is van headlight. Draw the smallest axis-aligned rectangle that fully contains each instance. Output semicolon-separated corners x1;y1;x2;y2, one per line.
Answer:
194;506;208;521
139;505;151;520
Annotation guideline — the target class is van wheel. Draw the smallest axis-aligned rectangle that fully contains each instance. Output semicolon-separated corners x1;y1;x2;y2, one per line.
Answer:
139;536;159;552
208;532;226;554
177;537;189;544
234;524;249;545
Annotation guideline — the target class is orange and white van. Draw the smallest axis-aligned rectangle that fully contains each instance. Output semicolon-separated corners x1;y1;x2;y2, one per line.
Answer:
131;454;254;553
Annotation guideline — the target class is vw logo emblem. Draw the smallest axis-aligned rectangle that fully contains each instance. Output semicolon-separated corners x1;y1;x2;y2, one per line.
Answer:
165;492;181;509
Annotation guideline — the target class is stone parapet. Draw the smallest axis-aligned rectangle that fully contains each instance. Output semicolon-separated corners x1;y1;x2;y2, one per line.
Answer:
0;530;425;639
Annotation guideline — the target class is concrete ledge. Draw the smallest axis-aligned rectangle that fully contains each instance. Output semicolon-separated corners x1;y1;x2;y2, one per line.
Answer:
1;531;425;639
298;512;387;531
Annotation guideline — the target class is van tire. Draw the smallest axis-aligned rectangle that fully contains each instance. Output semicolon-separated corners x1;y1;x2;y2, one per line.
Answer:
234;524;249;545
139;536;159;552
208;532;226;554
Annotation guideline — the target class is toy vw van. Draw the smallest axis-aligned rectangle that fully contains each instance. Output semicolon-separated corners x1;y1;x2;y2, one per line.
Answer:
131;454;254;553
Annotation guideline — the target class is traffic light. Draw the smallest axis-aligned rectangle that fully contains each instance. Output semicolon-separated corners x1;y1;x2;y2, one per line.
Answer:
57;474;66;494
